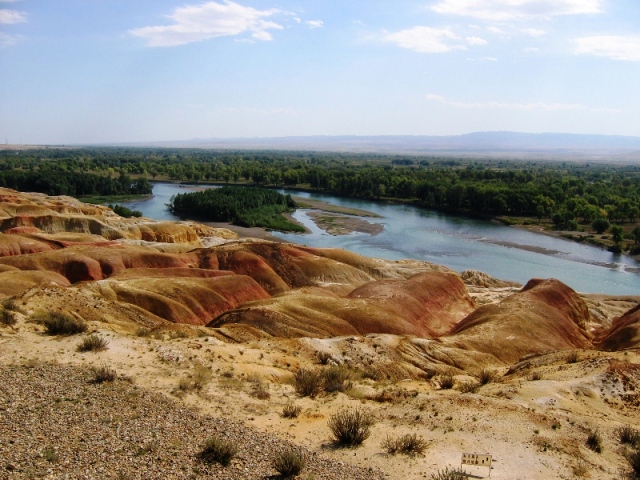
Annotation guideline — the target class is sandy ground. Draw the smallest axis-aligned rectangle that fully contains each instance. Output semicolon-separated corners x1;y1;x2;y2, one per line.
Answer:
2;307;640;480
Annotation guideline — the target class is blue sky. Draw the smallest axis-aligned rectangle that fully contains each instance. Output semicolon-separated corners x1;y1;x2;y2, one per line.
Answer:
1;0;639;144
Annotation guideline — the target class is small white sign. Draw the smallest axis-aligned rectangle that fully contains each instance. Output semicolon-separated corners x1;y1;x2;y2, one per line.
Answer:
461;453;492;476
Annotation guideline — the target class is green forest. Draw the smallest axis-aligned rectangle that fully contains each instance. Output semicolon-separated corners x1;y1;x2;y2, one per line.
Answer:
1;147;639;251
168;186;301;232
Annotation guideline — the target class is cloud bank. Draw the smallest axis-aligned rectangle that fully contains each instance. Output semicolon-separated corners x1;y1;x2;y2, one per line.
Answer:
130;1;285;47
0;8;26;24
574;35;640;61
431;0;603;21
426;94;619;113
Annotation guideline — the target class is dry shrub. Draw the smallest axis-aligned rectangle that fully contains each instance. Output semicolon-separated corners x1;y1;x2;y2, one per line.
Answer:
39;311;87;335
430;467;467;480
382;433;428;456
317;351;333;365
586;429;603;453
457;381;479;394
77;334;109;352
328;407;374;447
251;383;270;400
282;402;302;418
529;371;544;381
0;309;16;326
91;364;117;383
572;459;588;477
628;450;640;478
179;364;212;392
321;366;354;393
272;449;306;477
294;368;323;398
566;351;579;364
439;374;455;389
198;436;238;467
478;368;495;385
617;425;640;448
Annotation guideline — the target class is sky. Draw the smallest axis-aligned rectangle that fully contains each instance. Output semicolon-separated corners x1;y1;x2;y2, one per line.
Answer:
1;0;639;144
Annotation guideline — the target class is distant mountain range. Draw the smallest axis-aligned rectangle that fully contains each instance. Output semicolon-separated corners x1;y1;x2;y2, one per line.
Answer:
128;131;640;159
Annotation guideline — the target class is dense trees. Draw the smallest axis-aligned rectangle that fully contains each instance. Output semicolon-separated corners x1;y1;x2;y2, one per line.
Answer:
1;147;638;236
168;186;301;232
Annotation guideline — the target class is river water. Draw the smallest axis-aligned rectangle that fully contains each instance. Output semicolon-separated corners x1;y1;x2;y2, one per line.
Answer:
121;183;639;295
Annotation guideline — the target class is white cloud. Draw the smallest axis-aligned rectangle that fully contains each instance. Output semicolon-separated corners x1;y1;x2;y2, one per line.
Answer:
522;27;546;36
385;26;467;53
573;35;640;61
130;1;285;47
426;93;619;113
467;56;498;61
486;26;504;33
0;31;21;48
306;20;324;28
0;8;26;24
466;36;487;45
523;46;540;52
431;0;603;21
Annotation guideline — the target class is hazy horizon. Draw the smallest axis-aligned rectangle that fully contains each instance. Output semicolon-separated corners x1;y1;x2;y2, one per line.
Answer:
1;1;639;144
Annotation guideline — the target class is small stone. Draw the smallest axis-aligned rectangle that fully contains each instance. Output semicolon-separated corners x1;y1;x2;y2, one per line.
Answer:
6;463;17;471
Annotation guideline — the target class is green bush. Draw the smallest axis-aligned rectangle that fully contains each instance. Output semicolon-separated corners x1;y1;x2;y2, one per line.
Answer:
272;449;306;477
328;408;374;447
39;312;87;335
198;436;238;467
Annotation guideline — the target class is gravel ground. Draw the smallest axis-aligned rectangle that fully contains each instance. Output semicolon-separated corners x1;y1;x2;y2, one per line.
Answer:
0;363;385;480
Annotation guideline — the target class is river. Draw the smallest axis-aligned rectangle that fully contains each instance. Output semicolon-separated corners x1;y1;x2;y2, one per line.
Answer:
121;183;640;295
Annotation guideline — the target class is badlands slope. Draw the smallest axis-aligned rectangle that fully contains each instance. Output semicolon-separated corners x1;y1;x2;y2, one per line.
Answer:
1;187;639;480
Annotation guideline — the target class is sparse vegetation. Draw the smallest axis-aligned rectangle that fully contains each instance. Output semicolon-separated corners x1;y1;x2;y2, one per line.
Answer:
382;433;428;456
457;380;479;394
617;425;640;447
272;449;306;477
294;368;323;398
77;334;109;352
572;459;588;477
429;467;467;480
439;374;455;389
0;309;16;326
328;407;374;447
586;429;603;453
198;436;238;467
529;371;544;381
321;365;354;393
39;311;87;335
317;351;332;365
43;446;59;463
282;402;302;418
566;351;579;364
627;450;640;478
478;368;495;385
178;364;212;392
250;382;270;400
91;364;117;383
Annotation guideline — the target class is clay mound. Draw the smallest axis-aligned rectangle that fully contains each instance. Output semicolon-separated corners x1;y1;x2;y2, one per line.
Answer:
348;272;476;336
87;274;270;325
195;242;376;295
0;234;55;257
597;303;640;351
209;272;476;338
298;246;456;280
0;269;70;298
0;244;197;283
110;267;235;280
447;278;592;363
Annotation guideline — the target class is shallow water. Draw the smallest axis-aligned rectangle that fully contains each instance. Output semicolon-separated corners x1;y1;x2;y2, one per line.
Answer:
121;183;640;295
